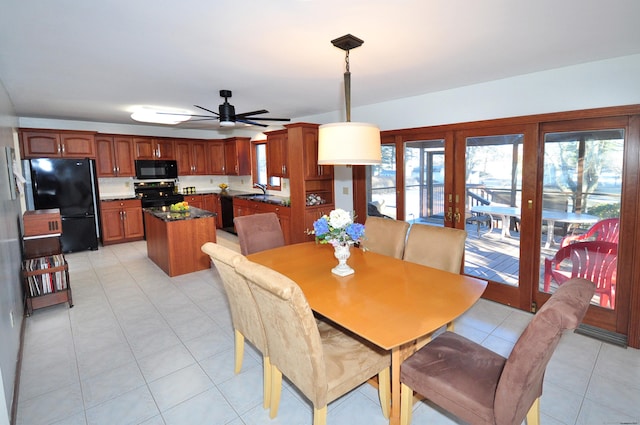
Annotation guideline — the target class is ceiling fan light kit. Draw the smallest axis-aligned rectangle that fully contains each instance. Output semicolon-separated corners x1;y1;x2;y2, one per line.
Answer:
130;106;192;125
318;34;381;165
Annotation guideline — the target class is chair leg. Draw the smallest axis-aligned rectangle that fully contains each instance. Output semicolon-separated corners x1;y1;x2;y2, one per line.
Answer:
525;397;540;425
269;366;282;419
378;367;391;419
234;329;244;374
400;383;413;425
313;406;327;425
262;356;272;409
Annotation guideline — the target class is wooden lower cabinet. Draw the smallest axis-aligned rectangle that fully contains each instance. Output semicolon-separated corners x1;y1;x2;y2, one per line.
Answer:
183;194;221;227
183;194;205;209
100;199;144;245
304;204;334;242
232;198;291;244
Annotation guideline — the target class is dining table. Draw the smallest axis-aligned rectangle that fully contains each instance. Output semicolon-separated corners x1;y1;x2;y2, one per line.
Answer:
471;205;599;247
247;241;487;425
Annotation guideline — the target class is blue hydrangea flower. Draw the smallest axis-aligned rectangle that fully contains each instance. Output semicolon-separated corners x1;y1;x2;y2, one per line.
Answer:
313;217;330;236
346;223;365;241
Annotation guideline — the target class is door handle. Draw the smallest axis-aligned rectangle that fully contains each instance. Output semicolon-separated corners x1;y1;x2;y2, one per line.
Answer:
446;207;453;222
454;208;461;223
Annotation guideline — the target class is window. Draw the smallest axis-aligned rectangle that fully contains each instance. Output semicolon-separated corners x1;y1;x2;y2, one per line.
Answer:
252;140;281;189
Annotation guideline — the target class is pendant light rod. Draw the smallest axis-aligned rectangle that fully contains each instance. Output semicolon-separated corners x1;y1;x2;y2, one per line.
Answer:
331;34;362;123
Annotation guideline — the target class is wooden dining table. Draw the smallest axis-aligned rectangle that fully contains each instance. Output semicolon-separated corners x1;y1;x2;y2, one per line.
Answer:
247;241;488;425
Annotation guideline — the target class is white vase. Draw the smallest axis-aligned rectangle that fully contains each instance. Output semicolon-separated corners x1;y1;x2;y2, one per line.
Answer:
332;243;354;276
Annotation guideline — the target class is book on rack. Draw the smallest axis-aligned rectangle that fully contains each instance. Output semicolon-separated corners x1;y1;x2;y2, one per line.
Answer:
23;254;67;297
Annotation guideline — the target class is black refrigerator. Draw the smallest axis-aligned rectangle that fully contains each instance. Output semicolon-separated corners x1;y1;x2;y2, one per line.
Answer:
27;158;99;253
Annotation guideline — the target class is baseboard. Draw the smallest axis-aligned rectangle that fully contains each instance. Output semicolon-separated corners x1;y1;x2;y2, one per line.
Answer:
575;323;627;347
11;313;26;425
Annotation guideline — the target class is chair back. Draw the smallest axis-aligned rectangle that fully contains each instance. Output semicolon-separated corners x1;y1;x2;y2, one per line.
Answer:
234;212;285;255
235;258;329;407
403;224;467;273
361;216;410;259
494;278;595;425
200;242;267;354
561;218;620;247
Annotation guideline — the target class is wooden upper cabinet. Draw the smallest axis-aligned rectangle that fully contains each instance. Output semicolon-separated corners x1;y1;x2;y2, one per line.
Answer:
133;137;174;160
96;135;135;177
20;130;96;159
266;129;288;178
224;137;251;176
175;139;208;175
207;140;226;175
302;125;333;180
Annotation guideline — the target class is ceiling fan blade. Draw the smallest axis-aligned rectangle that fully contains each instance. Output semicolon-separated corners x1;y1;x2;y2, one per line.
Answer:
195;105;219;116
157;112;214;119
236;119;268;127
245;117;291;122
234;109;269;118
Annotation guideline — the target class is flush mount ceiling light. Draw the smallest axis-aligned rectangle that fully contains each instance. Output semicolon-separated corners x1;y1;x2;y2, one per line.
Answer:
130;106;192;125
317;34;381;165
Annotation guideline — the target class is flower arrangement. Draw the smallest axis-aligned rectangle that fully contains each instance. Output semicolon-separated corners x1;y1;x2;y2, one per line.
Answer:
218;183;229;191
310;208;365;246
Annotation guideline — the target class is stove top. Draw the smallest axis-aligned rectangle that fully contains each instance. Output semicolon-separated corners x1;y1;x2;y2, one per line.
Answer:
134;181;183;207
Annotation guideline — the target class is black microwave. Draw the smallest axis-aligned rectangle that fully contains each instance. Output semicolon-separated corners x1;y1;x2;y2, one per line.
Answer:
135;160;178;180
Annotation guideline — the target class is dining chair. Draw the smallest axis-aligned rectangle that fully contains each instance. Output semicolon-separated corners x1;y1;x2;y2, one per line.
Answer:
361;216;410;258
560;217;620;247
403;224;467;332
400;277;595;425
544;240;617;308
200;242;272;409
234;212;285;255
235;258;391;425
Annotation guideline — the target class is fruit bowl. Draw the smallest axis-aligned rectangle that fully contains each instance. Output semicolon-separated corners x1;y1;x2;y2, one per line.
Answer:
169;201;189;212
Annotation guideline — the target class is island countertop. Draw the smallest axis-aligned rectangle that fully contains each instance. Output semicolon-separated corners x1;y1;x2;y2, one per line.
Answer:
143;206;216;222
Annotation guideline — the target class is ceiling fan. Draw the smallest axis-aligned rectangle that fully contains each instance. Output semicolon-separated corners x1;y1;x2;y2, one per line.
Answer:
179;90;291;127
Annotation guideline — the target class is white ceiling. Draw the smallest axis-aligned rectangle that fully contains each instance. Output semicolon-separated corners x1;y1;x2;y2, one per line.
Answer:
1;0;640;131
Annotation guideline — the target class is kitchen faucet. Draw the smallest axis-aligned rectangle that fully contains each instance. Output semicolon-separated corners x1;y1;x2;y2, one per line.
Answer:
254;183;267;195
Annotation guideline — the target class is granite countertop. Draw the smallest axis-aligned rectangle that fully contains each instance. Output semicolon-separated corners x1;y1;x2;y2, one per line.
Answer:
100;195;139;201
144;206;216;222
181;189;289;206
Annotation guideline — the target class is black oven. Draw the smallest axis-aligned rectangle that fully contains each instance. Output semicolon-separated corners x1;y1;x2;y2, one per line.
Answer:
135;160;178;180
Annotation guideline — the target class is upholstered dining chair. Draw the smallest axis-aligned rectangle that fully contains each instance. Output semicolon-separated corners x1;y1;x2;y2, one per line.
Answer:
403;224;467;332
361;216;410;259
399;277;595;425
200;242;271;409
234;212;285;255
235;258;391;425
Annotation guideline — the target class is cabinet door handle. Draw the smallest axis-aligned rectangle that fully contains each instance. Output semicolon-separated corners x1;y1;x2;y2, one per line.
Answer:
119;211;124;221
57;143;62;154
113;167;117;174
61;144;65;154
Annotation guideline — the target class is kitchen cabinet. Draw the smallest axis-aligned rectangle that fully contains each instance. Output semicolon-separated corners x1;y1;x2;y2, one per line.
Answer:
224;137;251;176
266;129;288;178
134;137;175;160
232;197;291;244
203;194;222;228
207;140;226;175
100;199;144;245
302;126;333;180
183;194;205;209
175;139;208;175
95;135;135;177
20;129;96;159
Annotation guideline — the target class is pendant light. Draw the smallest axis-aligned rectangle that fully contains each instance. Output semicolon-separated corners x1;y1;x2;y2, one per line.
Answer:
317;34;381;165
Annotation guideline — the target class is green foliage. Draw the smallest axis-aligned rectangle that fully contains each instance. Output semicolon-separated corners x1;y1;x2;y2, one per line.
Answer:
587;203;620;219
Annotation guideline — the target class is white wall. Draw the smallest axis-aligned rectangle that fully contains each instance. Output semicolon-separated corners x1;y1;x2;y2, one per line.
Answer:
0;79;22;425
297;54;640;211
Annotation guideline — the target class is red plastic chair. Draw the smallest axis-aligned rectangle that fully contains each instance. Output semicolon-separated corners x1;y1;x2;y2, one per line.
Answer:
544;241;617;308
560;218;619;248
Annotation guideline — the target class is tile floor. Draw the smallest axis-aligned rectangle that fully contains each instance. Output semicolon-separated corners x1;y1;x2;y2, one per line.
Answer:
15;234;640;425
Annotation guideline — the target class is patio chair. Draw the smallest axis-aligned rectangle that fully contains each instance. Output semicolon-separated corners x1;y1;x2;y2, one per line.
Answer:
399;278;595;425
560;218;620;248
543;240;617;308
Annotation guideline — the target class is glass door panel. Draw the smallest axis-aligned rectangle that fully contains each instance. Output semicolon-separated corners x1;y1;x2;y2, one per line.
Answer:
539;129;623;310
369;144;397;219
463;134;523;287
404;140;445;225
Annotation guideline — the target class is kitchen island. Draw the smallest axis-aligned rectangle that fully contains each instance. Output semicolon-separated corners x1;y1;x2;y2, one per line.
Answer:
144;207;216;277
